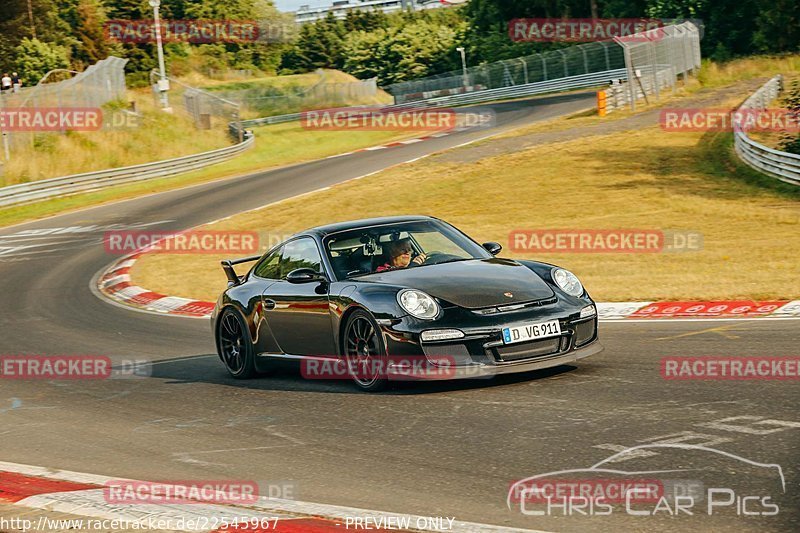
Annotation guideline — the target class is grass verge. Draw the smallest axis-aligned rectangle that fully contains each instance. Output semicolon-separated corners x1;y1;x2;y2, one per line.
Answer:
0;122;421;228
132;96;800;303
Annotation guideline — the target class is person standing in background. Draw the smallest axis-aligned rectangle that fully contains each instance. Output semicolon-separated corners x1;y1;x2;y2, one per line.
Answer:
11;73;21;93
0;73;12;94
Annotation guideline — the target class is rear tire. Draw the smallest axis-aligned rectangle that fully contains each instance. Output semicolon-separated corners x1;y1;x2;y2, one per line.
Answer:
343;310;388;392
217;308;256;379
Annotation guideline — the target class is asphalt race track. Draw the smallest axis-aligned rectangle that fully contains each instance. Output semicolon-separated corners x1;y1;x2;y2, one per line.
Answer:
0;91;797;532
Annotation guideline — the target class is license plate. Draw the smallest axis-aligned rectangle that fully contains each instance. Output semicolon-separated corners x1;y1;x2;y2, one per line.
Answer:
502;319;561;345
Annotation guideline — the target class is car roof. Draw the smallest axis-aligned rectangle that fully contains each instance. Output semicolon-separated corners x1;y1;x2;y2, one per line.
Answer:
298;215;438;238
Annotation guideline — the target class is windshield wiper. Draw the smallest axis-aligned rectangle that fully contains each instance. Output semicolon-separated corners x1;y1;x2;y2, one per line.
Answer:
428;257;471;266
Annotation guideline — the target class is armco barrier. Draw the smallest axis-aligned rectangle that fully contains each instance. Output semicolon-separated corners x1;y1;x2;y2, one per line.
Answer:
241;112;302;127
0;68;626;207
239;105;388;129
240;69;629;127
0;132;254;208
387;69;628;109
734;75;800;186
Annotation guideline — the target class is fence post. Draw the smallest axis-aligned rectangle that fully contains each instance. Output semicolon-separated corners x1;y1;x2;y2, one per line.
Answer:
558;49;569;78
519;58;529;84
648;39;660;99
618;40;636;111
581;46;589;74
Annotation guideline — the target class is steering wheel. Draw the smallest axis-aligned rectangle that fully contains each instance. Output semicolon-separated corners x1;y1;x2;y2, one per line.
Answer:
410;251;447;266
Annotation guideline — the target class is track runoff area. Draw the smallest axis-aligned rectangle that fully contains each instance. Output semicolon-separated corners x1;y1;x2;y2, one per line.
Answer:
0;85;798;532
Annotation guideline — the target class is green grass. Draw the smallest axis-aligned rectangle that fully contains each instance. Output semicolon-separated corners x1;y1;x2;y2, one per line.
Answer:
0;91;231;187
0;121;421;228
134;94;800;302
201;69;393;119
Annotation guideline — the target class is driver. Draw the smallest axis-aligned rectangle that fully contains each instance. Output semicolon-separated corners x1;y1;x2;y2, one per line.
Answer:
376;238;426;272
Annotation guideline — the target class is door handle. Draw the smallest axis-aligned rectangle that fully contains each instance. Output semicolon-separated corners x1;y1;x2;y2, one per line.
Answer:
263;299;276;311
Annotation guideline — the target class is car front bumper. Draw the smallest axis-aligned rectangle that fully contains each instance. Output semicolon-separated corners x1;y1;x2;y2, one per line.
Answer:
383;338;602;381
378;303;602;380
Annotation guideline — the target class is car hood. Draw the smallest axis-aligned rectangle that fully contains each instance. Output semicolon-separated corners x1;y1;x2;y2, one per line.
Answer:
358;258;556;309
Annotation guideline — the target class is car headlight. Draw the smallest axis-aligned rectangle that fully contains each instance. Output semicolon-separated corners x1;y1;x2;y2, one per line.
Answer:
552;268;584;297
398;289;439;319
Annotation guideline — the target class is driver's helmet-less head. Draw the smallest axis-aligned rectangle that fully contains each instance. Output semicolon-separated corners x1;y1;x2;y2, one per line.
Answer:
386;238;413;258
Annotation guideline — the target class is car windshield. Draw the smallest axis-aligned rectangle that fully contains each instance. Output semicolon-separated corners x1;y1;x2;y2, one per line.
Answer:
324;220;491;279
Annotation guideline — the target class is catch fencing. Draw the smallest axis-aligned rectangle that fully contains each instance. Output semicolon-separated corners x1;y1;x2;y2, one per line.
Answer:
208;69;383;119
0;56;129;156
388;69;628;110
239;68;630;126
733;75;800;186
2;56;128;109
152;72;244;142
611;21;701;111
0;71;254;207
386;41;625;104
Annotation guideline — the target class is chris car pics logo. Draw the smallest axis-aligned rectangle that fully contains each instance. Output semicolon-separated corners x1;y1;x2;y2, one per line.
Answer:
508;444;786;517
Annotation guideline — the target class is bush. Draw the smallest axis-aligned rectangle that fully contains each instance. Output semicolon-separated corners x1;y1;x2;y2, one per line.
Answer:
13;38;70;84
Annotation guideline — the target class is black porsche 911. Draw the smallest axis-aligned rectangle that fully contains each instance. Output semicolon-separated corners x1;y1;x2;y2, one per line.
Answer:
212;216;601;391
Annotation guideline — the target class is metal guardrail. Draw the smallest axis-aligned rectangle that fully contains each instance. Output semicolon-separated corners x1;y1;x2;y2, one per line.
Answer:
0;68;628;207
240;69;629;127
0;133;254;208
386;69;629;109
386;41;624;100
240;105;386;128
734;75;800;186
241;112;303;127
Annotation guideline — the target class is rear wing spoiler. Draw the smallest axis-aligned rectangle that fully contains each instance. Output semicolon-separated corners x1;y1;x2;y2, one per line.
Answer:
221;254;261;287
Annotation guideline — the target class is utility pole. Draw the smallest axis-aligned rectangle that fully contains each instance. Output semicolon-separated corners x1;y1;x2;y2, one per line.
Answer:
149;0;170;110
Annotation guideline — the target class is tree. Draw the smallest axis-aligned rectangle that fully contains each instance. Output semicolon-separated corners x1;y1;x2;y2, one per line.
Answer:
280;13;347;71
13;38;71;84
343;20;463;85
56;0;112;66
753;0;800;54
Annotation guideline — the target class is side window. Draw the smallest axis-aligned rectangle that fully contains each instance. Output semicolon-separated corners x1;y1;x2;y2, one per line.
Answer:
253;246;283;279
279;238;322;278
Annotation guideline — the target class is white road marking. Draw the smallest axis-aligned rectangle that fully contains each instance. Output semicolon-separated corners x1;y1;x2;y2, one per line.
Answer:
0;461;550;533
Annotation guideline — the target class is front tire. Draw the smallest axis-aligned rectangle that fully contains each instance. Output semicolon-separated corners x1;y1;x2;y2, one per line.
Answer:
217;307;256;379
343;310;388;392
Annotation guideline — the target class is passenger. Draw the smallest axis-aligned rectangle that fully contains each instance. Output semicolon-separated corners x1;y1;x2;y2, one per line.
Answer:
376;238;426;272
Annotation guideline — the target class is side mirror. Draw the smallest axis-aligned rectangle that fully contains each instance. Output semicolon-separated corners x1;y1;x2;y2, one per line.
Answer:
482;242;502;255
286;267;326;284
